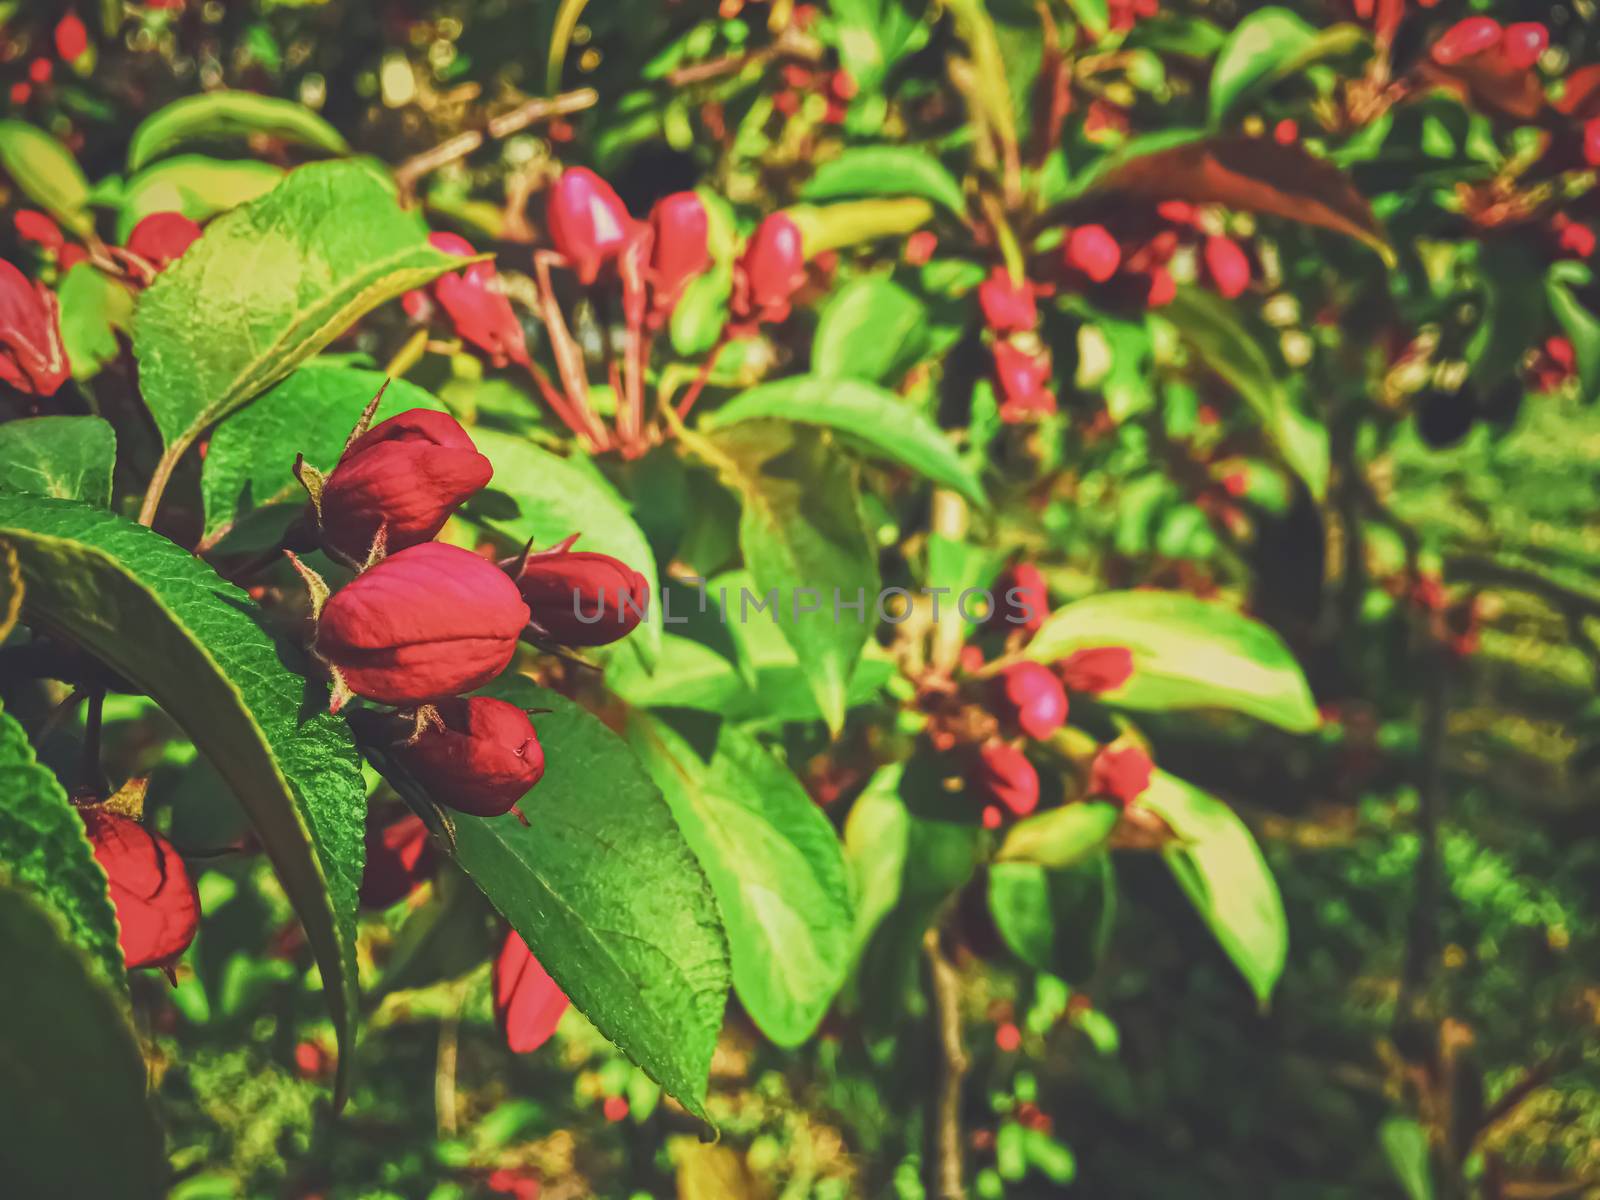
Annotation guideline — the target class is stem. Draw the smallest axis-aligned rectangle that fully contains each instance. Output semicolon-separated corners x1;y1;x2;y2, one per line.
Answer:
532;252;611;450
1398;649;1450;1017
393;88;599;195
523;359;602;454
675;330;731;421
82;688;109;798
137;443;186;527
434;984;464;1139
930;489;970;675
924;924;968;1200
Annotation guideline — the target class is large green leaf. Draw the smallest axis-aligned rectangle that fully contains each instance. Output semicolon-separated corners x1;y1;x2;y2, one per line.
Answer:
128;91;350;171
464;428;661;669
201;365;446;543
56;262;135;382
388;681;728;1121
0;416;116;506
1163;287;1328;500
0;119;92;236
987;855;1115;983
811;276;929;385
801;146;966;217
1139;770;1287;1007
703;377;984;506
692;421;880;733
995;801;1120;869
842;764;910;956
1548;263;1600;406
114;155;284;241
1208;9;1367;126
0;702;124;992
1025;589;1320;732
132;160;463;458
629;716;854;1047
0;879;165;1200
0;495;366;1099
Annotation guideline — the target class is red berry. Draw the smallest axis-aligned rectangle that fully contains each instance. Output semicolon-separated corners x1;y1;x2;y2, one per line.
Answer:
732;212;806;325
1273;118;1299;145
993;341;1056;422
394;696;545;817
646;191;710;325
995;1022;1022;1052
996;662;1069;741
971;741;1039;818
1499;22;1547;71
1584;119;1600;169
546;167;636;285
54;11;89;62
1430;17;1501;67
1089;744;1153;805
1145;266;1176;308
27;58;52;85
513;540;651;647
991;563;1049;632
977;267;1037;334
904;230;938;265
1203;236;1252;300
126;211;202;270
1065;224;1121;283
81;810;199;971
602;1095;630;1123
13;210;62;251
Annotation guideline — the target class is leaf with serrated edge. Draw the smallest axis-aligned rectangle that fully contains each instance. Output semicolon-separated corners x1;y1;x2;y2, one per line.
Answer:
132;160;466;456
0;415;116;506
380;680;729;1121
0;879;165;1200
0;495;365;1102
0;700;125;993
629;716;854;1047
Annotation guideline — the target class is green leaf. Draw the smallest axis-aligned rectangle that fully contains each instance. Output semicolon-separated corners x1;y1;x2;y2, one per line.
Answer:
1209;10;1367;126
1379;1116;1435;1200
0;879;165;1200
0;416;116;506
1548;263;1600;406
842;764;910;955
1162;287;1329;499
995;800;1120;868
629;716;853;1046
132;160;463;456
988;857;1115;983
1139;770;1287;1007
670;258;732;358
0;701;124;992
127;91;350;171
811;275;929;385
703;376;984;506
201;365;446;543
786;198;935;256
1025;589;1320;732
464;427;661;669
371;867;497;1001
393;681;728;1121
56;262;134;382
0;495;366;1100
0;119;92;236
801;146;966;218
692;422;880;733
114;155;285;242
1064;0;1108;38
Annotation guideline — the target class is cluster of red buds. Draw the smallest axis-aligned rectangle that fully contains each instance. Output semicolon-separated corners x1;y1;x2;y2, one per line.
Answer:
290;396;649;822
773;62;857;125
6;9;94;108
1386;571;1483;660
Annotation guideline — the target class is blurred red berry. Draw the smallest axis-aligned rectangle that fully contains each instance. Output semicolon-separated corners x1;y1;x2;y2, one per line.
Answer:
1499;22;1547;70
993;340;1056;422
486;1168;541;1200
1529;336;1576;393
1430;17;1501;66
27;58;51;84
602;1095;630;1123
971;741;1039;818
732;212;806;325
494;929;570;1053
13;210;62;251
359;814;435;908
1065;224;1121;283
996;662;1069;741
546;167;635;285
1273;118;1299;145
294;1040;333;1079
977;267;1037;334
126;211;203;270
1056;646;1134;694
54;11;89;62
1553;214;1597;259
995;1022;1022;1051
427;233;530;367
981;805;1003;830
646;191;710;325
991;563;1049;632
1202;236;1252;300
1585;119;1600;169
904;230;938;265
1145;267;1177;308
1089;744;1153;805
10;84;31;106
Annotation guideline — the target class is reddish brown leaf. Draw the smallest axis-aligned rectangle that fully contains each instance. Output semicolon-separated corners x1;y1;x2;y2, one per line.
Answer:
1093;136;1392;264
1420;58;1546;124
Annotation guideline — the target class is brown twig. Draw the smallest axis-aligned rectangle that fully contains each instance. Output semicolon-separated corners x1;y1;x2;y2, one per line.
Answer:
923;924;969;1200
393;87;599;195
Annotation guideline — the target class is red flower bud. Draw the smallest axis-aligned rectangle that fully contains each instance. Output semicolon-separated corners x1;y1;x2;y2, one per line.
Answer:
55;11;88;62
646;191;710;324
996;662;1069;740
1144;266;1177;308
1499;22;1547;70
1529;335;1576;393
1553;214;1596;260
977;267;1037;334
970;741;1039;818
394;696;544;817
546;167;635;285
1065;224;1121;283
1056;646;1133;694
81;810;199;970
0;258;68;396
1274;118;1299;145
13;210;62;250
428;232;529;367
1585;118;1600;169
126;211;203;271
358;813;435;908
1202;236;1251;300
993;341;1056;422
28;58;52;85
315;542;530;706
904;230;938;265
1089;744;1152;805
494;929;570;1053
732;212;806;325
990;563;1049;632
318;409;493;561
514;541;650;646
1430;17;1501;66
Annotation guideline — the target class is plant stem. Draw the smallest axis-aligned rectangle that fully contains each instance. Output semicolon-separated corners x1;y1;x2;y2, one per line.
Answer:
924;923;969;1200
393;88;598;195
137;444;186;527
675;330;731;421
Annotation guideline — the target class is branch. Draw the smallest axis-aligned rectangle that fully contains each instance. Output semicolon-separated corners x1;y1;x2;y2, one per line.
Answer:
393;88;598;195
924;924;969;1200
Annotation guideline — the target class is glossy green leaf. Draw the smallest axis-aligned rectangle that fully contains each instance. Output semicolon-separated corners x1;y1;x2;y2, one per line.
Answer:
801;146;966;217
1026;589;1320;732
1163;287;1328;500
114;155;284;241
1139;770;1287;1007
0;416;116;506
391;681;728;1121
670;258;732;358
996;800;1120;868
0;702;124;993
0;495;366;1100
132;160;462;456
1209;10;1367;126
812;276;929;385
0;880;165;1200
786;198;935;257
692;421;879;733
201;365;446;542
630;716;853;1047
1379;1116;1435;1200
842;765;910;955
127;90;350;171
56;262;134;382
0;119;92;236
704;377;984;505
988;857;1115;983
464;427;661;669
1548;263;1600;406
